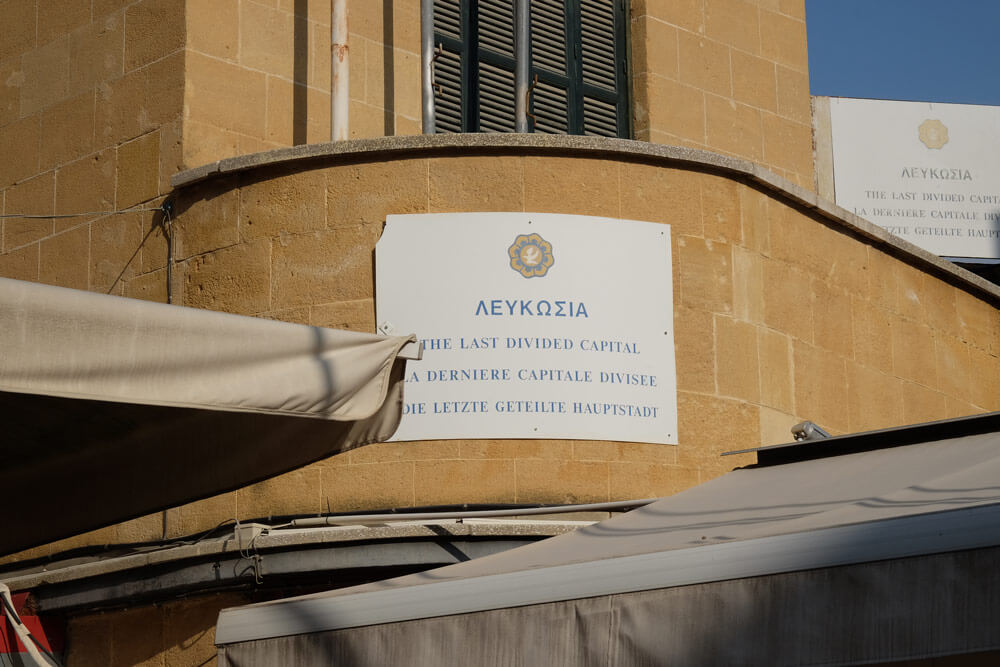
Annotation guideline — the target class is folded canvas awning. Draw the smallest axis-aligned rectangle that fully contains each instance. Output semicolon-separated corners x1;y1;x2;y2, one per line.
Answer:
217;412;1000;666
0;277;418;555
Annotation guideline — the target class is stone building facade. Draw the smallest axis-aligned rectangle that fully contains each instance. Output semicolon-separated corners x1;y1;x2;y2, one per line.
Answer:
0;1;997;665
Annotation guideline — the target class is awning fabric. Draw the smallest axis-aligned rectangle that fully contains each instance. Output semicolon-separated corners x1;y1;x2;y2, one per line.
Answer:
216;413;1000;666
0;277;416;555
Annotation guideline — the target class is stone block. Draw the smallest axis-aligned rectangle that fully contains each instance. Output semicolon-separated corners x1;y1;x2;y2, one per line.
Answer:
779;0;806;20
414;459;515;505
69;13;125;97
39;225;90;290
677;235;733;313
515;459;609;504
350;440;462;463
392;48;422;122
812;280;854;358
110;603;164;667
187;0;239;61
21;34;71;116
776;65;810;123
40;91;96;171
894;261;926;321
365;38;390;109
792;340;849;434
640;74;706;143
117;131;161;208
310;298;376;332
239;167;326;240
95;67;145;146
610;462;698;499
619;163;703;237
4;172;55;248
260;305;311;324
846;361;904;433
673;305;716;393
38;0;91;44
706;94;763;162
968;345;1000;411
125;268;168;302
265;76;331;146
136;210;167;273
731;50;776;112
346;98;387;140
678;32;732;97
758;327;794;412
890;315;937;388
632;16;678;77
761;257;812;342
327;158;427;227
758;405;797;447
732;246;764;323
739;185;770;252
0;0;36;63
0;244;39;281
639;0;705;34
139;51;185;129
55;149;117;220
428;155;527;213
90;211;144;292
460;440;519;459
322;461;414;512
715;314;760;401
901;381;948;424
676;391;759;471
920;273;960;337
124;0;185;71
705;0;761;55
701;174;741;242
866;247;898;313
186;51;267;138
241;0;296;78
0;59;22;126
112;511;163;543
935;332;971;405
514;440;575;460
157;117;183;194
308;18;334;93
163;594;248;667
955;289;999;355
573;441;678;465
761;114;813;181
270;225;378;309
181;120;241;168
66;613;113;667
851;298;894;374
346;0;384;42
759;9;808;72
173;176;240;260
93;0;131;19
237;465;323;520
182;238;272;314
0;116;40;187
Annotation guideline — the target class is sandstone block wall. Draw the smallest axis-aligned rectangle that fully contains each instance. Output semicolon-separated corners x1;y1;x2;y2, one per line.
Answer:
631;0;814;187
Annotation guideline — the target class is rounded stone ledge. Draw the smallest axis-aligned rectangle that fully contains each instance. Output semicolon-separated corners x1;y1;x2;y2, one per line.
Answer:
169;134;1000;304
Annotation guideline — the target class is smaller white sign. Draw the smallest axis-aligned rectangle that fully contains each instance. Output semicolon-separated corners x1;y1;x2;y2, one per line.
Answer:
830;97;1000;259
376;213;678;445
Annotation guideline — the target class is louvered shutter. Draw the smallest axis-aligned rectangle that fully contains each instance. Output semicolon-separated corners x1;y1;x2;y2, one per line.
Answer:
432;0;628;138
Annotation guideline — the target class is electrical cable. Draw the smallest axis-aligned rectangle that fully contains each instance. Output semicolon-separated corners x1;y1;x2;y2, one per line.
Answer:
0;584;63;667
0;207;162;219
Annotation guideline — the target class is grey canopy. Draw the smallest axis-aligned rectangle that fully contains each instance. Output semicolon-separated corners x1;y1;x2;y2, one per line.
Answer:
0;277;417;555
217;412;1000;666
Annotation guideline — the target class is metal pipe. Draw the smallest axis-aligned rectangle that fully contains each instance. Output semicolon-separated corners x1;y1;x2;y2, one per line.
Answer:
288;498;658;528
515;0;530;132
420;0;435;133
331;0;349;141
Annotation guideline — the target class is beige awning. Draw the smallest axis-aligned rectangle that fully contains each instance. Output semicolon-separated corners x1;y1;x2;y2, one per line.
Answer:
0;277;418;555
216;412;1000;666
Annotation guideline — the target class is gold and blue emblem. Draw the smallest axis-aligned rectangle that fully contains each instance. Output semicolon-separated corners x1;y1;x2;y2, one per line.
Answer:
508;233;554;278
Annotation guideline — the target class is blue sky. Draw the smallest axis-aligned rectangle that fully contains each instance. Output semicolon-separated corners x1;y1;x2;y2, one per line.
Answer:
806;0;1000;106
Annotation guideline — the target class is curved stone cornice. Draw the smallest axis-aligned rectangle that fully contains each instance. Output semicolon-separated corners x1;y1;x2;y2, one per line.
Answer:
170;134;1000;303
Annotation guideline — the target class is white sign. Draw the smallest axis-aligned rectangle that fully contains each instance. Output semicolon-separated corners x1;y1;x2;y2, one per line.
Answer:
376;213;678;445
829;97;1000;258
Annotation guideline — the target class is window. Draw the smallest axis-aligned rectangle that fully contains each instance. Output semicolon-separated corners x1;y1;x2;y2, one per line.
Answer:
433;0;630;137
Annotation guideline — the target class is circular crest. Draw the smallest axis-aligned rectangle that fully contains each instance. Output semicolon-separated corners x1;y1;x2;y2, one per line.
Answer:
508;233;554;278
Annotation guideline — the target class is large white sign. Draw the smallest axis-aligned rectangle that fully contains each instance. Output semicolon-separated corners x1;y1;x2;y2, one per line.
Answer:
829;97;1000;258
376;213;678;445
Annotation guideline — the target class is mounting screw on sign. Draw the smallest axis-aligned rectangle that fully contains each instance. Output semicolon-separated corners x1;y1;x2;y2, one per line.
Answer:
377;321;395;335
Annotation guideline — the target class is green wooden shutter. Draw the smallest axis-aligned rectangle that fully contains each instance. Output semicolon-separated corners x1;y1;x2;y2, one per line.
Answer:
433;0;629;138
